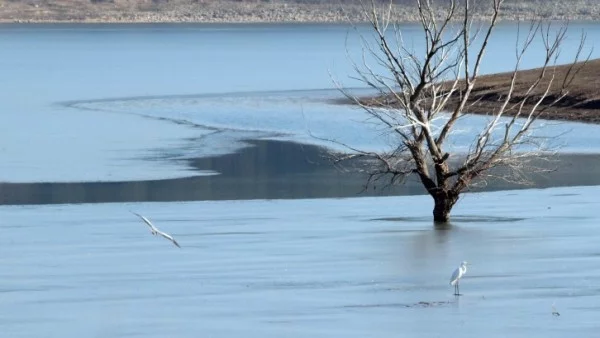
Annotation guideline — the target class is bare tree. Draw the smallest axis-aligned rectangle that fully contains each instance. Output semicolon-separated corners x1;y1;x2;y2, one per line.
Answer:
333;0;588;223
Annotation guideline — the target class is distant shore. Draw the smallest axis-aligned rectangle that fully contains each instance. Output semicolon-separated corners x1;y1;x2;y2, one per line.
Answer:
2;0;600;24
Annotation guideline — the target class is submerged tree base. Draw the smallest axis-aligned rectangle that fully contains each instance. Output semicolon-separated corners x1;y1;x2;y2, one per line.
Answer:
432;193;459;223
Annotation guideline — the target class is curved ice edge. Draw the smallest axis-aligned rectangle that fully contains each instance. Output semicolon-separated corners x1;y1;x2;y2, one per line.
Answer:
59;88;372;157
60;88;600;170
0;170;220;184
59;88;357;146
57;87;366;107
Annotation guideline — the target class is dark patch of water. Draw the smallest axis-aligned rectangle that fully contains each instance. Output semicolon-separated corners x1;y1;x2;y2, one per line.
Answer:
2;140;600;205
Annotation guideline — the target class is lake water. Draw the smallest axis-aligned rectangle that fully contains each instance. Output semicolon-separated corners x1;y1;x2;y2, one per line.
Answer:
3;187;600;337
2;22;600;183
2;23;600;337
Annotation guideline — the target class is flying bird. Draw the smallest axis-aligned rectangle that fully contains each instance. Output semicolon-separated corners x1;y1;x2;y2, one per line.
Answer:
449;261;468;296
131;211;181;248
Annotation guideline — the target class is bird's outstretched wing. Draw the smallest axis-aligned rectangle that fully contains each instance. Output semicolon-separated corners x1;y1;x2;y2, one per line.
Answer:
130;211;158;232
156;229;181;248
131;211;181;248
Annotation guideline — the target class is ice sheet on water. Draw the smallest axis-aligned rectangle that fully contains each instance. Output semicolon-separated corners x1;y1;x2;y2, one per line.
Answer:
70;89;600;159
4;87;599;184
0;104;217;183
4;87;600;184
1;185;600;337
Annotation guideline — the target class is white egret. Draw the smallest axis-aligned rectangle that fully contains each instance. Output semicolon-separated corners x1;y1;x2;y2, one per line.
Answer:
449;261;468;295
131;211;181;248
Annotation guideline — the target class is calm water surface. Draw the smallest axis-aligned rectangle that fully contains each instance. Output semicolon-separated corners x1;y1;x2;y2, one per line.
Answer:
2;187;600;337
1;23;600;183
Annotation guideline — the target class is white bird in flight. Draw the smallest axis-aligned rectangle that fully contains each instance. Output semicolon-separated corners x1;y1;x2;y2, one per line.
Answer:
449;261;468;296
131;211;181;248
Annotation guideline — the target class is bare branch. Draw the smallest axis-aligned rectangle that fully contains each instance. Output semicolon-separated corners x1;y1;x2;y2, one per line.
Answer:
327;0;586;222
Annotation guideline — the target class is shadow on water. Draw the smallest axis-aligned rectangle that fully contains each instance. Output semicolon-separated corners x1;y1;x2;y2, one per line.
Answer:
373;215;526;223
2;139;600;205
0;140;424;205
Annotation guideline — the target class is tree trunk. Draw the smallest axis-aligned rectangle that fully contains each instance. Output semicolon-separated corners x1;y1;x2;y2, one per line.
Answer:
432;192;458;223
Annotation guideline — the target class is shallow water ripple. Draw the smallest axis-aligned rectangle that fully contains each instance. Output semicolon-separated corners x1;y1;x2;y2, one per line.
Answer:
1;186;600;337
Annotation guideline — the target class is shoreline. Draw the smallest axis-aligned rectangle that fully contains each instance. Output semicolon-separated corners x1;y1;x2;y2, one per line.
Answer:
3;1;600;24
357;59;600;125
